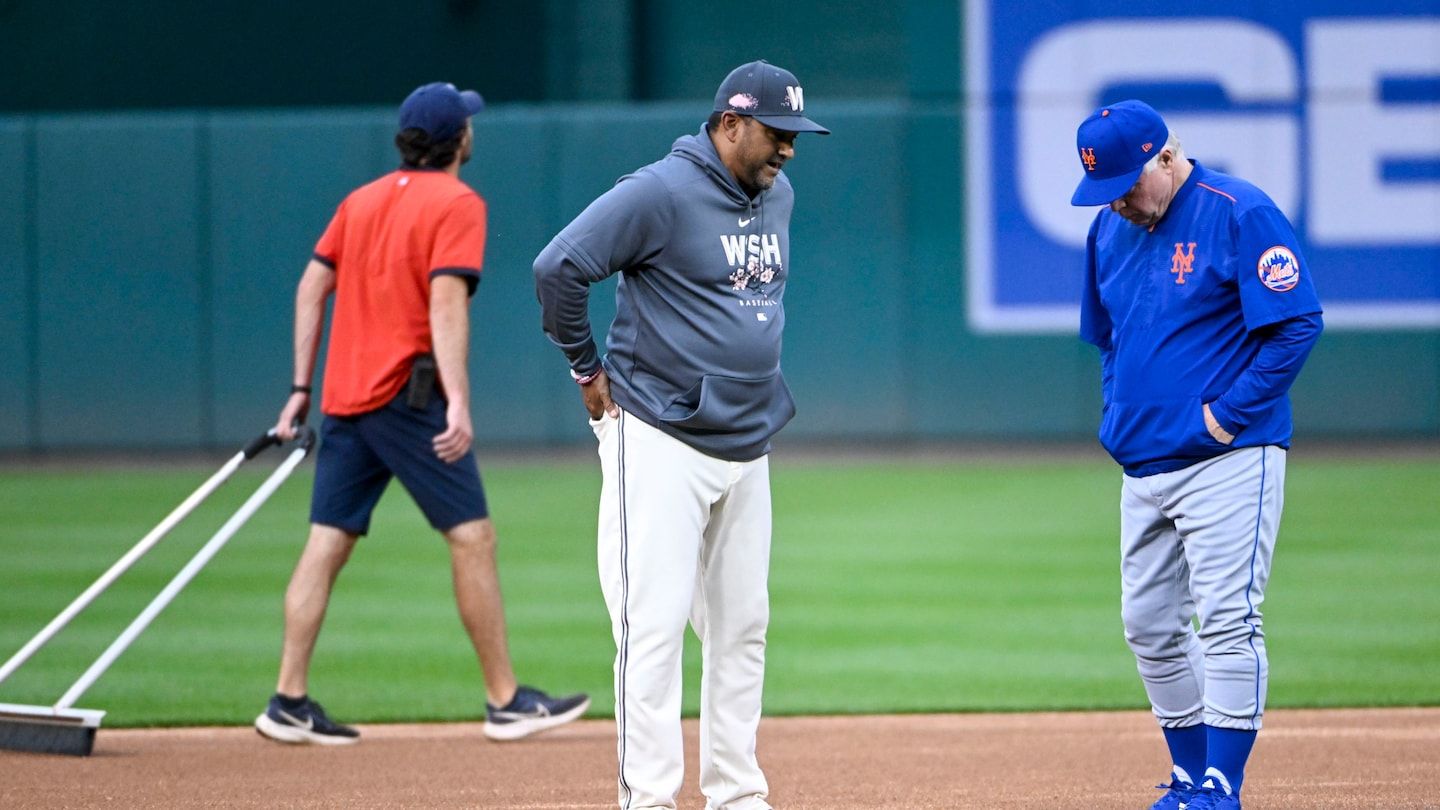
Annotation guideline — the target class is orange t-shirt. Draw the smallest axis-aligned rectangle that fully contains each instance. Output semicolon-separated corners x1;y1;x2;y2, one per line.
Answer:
314;169;486;416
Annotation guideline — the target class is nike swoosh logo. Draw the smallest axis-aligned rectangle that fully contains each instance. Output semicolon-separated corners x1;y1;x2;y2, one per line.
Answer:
492;706;551;721
278;709;314;730
738;216;754;227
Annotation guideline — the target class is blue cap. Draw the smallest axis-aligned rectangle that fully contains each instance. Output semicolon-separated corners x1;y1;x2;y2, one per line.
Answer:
398;82;485;142
1070;100;1169;206
713;60;829;135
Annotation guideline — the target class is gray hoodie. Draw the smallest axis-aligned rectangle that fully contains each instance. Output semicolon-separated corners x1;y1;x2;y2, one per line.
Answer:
534;125;797;461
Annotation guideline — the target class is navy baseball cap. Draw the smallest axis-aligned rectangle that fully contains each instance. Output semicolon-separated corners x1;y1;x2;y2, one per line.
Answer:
1070;100;1169;206
398;82;485;142
713;60;829;135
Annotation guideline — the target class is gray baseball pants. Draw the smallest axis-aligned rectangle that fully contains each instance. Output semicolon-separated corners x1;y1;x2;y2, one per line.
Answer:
1120;446;1286;731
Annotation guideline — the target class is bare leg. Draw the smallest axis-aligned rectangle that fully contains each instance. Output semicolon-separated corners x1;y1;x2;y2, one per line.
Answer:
275;524;358;697
444;517;518;706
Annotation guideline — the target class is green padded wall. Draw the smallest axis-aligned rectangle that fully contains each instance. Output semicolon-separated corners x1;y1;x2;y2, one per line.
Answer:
0;122;31;447
32;115;205;448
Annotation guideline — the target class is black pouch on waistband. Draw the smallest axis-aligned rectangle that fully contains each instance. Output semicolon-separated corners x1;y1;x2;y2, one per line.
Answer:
405;354;437;410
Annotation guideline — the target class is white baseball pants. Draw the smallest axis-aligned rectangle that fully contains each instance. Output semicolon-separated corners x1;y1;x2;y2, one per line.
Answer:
1120;446;1286;731
591;409;773;810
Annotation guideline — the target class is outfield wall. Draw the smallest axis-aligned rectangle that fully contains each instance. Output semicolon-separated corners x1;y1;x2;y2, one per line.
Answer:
1;101;1435;452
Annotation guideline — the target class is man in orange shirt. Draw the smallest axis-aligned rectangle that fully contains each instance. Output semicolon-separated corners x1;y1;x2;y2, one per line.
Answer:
255;82;588;745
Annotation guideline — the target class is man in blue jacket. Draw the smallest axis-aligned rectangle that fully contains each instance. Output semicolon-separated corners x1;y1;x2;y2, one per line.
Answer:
534;60;827;810
1072;100;1323;810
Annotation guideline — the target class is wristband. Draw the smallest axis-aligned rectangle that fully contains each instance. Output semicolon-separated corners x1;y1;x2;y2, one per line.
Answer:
570;369;601;386
291;384;312;394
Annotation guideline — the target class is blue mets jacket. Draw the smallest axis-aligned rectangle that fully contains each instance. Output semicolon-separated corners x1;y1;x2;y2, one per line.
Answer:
1080;161;1324;477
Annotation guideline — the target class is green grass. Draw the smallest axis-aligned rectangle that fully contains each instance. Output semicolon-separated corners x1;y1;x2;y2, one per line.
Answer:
0;454;1435;727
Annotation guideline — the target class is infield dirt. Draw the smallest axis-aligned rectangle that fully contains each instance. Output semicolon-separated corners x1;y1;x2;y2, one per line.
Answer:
3;708;1436;808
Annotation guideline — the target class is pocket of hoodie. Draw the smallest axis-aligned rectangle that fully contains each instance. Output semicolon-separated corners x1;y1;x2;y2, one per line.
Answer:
657;373;796;436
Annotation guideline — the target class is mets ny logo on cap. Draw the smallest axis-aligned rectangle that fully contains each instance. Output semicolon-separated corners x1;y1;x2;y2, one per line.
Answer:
1079;142;1152;172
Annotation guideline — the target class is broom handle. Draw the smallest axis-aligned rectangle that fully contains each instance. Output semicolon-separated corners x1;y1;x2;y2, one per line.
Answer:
0;431;279;689
55;431;312;711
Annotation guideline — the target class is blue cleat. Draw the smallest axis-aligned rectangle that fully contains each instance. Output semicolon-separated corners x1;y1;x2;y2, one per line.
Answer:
1183;779;1242;810
1149;776;1197;810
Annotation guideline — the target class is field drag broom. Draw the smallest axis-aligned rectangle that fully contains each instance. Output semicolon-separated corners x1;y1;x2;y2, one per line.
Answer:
0;426;315;756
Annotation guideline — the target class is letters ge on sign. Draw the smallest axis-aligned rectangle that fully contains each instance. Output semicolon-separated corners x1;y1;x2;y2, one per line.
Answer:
1015;18;1439;248
964;5;1440;333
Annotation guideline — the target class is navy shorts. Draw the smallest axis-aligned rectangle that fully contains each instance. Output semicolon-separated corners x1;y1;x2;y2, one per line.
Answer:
310;391;488;535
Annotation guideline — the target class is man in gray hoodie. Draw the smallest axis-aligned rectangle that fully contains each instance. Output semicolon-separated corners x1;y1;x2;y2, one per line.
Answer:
534;60;827;810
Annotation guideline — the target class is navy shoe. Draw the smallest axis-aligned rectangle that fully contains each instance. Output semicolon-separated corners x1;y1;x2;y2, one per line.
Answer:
483;685;590;741
255;694;360;746
1150;776;1197;810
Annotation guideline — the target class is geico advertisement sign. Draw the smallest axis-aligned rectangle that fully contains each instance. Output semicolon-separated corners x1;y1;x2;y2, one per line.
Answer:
965;4;1440;332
